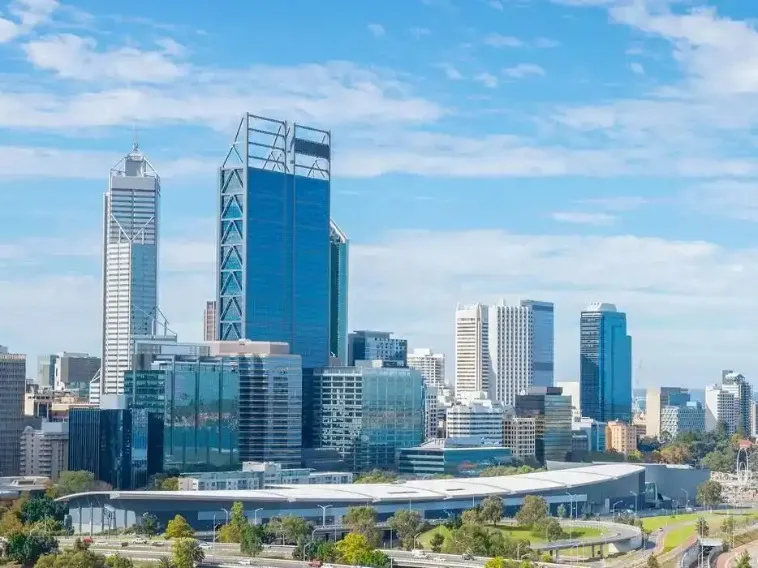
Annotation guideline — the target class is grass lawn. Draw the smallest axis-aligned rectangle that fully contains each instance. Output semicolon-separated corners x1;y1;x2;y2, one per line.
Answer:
417;523;605;549
644;512;758;552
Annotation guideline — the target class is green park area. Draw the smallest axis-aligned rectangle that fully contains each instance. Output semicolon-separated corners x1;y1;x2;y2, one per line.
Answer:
641;511;758;552
419;523;605;549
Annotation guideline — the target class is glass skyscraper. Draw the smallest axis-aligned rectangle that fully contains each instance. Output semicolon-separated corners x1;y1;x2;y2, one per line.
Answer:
579;303;632;423
515;386;572;464
312;362;424;471
329;221;349;364
102;143;160;395
217;114;331;370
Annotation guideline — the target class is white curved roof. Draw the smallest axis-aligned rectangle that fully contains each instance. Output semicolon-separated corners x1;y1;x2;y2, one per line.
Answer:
58;463;643;504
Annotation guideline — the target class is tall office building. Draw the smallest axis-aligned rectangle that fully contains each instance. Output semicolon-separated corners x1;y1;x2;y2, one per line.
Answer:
20;421;69;480
722;371;753;435
408;348;446;387
579;303;632;423
52;353;100;396
515;386;572;464
217;114;330;370
446;395;506;445
455;304;489;395
705;384;738;434
646;387;691;439
329;220;349;364
102;142;160;395
0;348;24;476
556;381;581;416
348;331;407;367
37;355;55;389
488;299;554;406
203;301;217;342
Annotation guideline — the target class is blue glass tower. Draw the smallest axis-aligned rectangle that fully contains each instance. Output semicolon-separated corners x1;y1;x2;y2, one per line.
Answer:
579;303;632;423
218;114;331;369
329;221;348;364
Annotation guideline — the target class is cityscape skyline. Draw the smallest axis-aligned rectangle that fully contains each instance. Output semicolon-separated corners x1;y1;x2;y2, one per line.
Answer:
2;0;758;388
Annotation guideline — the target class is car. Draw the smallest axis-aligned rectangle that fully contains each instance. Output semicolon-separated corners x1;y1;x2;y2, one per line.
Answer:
133;538;148;544
151;541;165;547
198;542;213;550
308;562;322;568
411;550;427;558
238;560;253;566
322;564;334;568
461;553;473;560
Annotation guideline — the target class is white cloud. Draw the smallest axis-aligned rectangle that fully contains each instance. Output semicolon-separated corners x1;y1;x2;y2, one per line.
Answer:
410;26;430;38
367;23;385;37
503;63;545;78
484;33;523;48
629;62;645;75
682;181;758;221
488;0;504;10
551;211;616;225
441;64;463;80
22;34;188;83
0;0;58;43
534;37;560;48
577;196;652;211
474;72;498;88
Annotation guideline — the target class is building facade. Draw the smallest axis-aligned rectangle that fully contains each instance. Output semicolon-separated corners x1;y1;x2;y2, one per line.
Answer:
347;331;407;367
721;371;752;435
0;350;25;476
311;362;424;471
217;114;330;372
579;303;632;423
53;353;101;397
515;387;572;464
102;144;160;395
660;402;705;439
408;348;446;388
646;387;691;439
446;395;506;445
455;304;489;395
177;462;353;491
556;381;581;416
397;440;513;477
605;421;638;455
502;417;537;459
203;301;217;342
329;221;349;364
20;421;68;480
571;417;606;454
705;384;738;434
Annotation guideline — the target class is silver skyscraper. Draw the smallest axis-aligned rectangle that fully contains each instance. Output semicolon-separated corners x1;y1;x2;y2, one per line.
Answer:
101;143;160;395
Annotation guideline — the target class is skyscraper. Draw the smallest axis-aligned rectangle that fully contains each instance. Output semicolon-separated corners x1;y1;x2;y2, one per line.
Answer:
329;220;348;364
203;301;217;342
348;330;407;367
217;114;330;369
408;348;446;387
579;303;632;423
455;304;489;395
102;143;160;395
0;348;24;476
488;299;555;406
722;371;753;435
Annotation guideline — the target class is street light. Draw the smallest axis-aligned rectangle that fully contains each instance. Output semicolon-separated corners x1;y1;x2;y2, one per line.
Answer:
565;492;575;539
681;489;689;510
253;508;264;526
221;508;230;524
318;505;333;528
611;500;623;516
212;514;218;547
630;491;638;519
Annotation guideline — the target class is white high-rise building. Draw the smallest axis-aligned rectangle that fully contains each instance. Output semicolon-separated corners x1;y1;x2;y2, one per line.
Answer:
446;394;505;445
705;384;738;434
487;299;555;407
101;143;160;395
408;348;446;387
455;304;489;395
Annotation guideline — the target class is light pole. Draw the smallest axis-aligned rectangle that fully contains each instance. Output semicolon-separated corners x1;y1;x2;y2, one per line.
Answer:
565;492;575;539
318;505;332;528
212;514;218;547
612;500;623;516
222;508;230;524
630;491;638;519
681;489;689;510
254;508;264;526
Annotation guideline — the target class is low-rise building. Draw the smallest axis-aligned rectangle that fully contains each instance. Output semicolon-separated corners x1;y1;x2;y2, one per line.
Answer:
605;421;638;455
397;438;513;477
502;417;536;459
571;417;606;454
177;462;353;491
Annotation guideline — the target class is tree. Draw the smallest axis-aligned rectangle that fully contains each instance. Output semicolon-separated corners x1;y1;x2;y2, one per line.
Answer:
0;508;24;536
357;549;391;568
156;558;173;568
696;517;709;537
21;496;66;525
354;470;397;484
344;506;380;547
35;549;107;568
627;450;644;463
160;478;179;491
172;538;204;568
281;515;312;546
485;558;509;568
646;555;660;568
444;524;491;556
388;510;424;550
481;496;504;525
105;555;134;568
461;508;482;525
164;515;194;539
534;518;564;542
136;513;160;537
697;480;723;510
736;551;751;568
47;471;106;498
313;541;338;562
217;523;241;544
430;532;445;553
336;533;374;565
721;515;735;543
556;505;567;519
240;523;264;557
516;496;547;529
7;533;58;567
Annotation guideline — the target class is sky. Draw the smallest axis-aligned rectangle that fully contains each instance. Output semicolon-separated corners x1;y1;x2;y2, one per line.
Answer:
1;0;758;387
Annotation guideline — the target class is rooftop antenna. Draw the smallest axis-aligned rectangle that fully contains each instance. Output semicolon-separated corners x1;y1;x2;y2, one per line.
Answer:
132;123;139;152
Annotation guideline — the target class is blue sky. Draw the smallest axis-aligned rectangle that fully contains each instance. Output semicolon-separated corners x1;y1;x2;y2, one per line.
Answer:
1;0;758;387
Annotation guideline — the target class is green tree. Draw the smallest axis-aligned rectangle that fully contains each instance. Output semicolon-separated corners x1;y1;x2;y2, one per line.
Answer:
534;518;564;542
171;538;204;568
646;555;660;568
156;558;173;568
736;551;751;568
444;524;491;556
164;515;194;539
721;516;735;543
21;496;66;525
461;508;482;525
160;478;179;491
696;517;709;537
481;496;504;525
105;555;134;568
280;515;311;546
336;533;374;565
344;506;380;547
47;471;105;498
314;541;338;562
354;470;397;484
217;523;241;544
556;504;567;519
35;549;107;568
7;533;58;567
136;513;160;537
356;549;391;568
485;558;508;568
240;523;264;557
697;480;723;510
627;450;644;463
430;532;445;553
388;510;424;550
0;508;24;536
516;496;547;529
